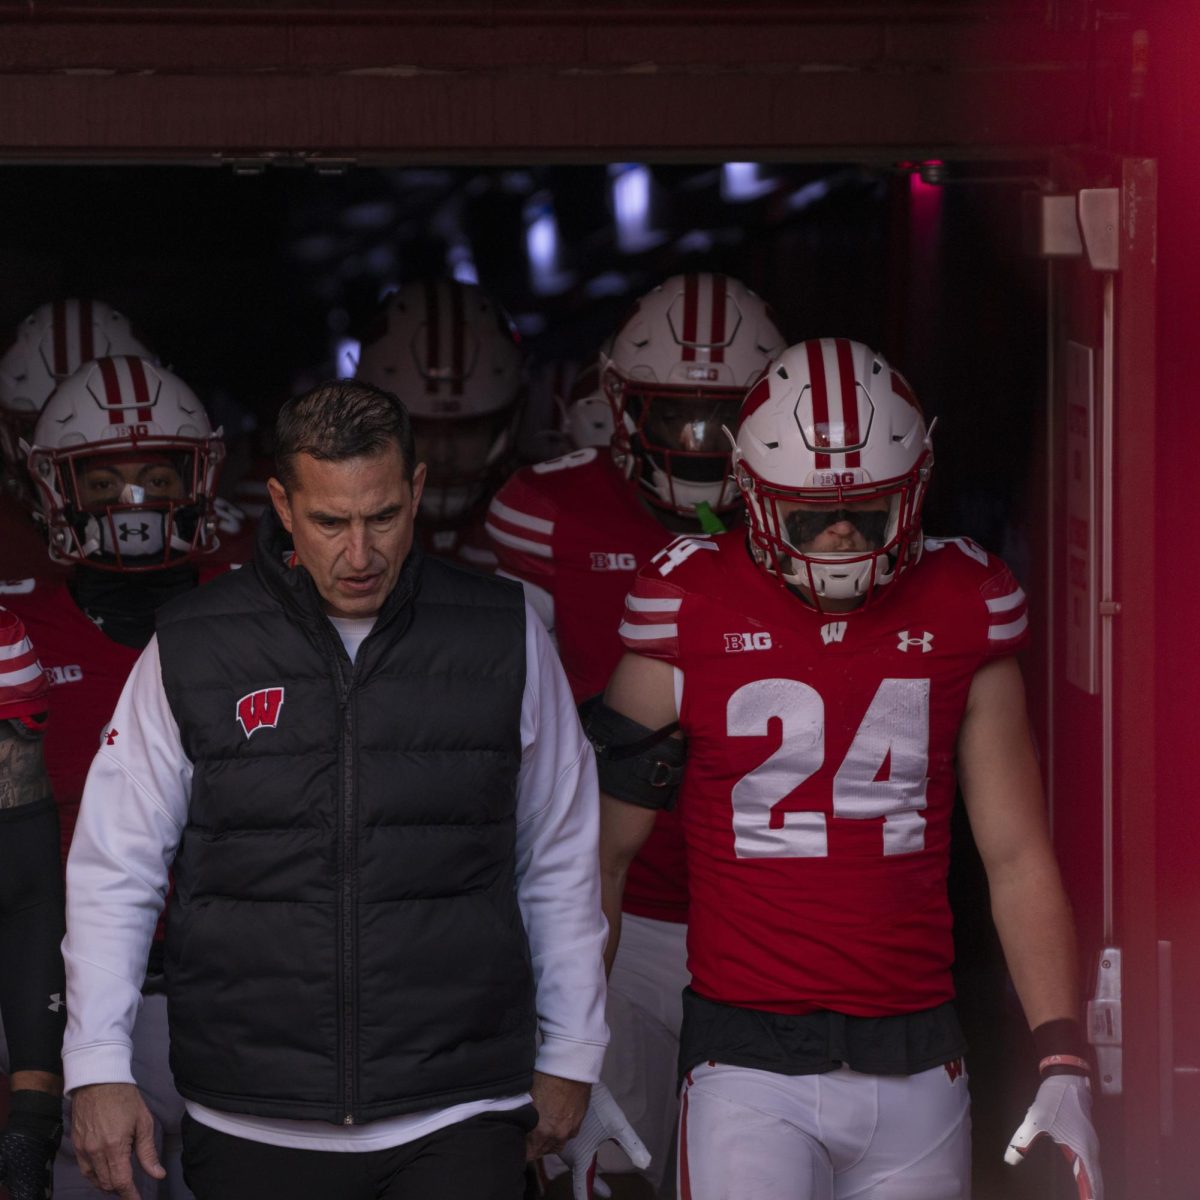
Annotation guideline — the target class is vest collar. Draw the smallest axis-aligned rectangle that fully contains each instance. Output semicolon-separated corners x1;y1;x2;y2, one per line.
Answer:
252;507;424;632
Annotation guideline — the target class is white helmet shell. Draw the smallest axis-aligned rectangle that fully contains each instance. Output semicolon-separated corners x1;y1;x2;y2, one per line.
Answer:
602;273;784;515
0;299;154;499
355;280;524;519
734;338;933;607
25;355;224;572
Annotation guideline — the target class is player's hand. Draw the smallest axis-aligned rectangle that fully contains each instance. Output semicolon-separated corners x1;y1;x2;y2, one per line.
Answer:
0;1089;63;1200
558;1080;651;1200
69;1082;165;1200
527;1072;591;1161
1005;1074;1102;1200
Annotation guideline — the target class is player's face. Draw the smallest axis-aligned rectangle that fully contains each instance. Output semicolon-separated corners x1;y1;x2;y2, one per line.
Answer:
779;495;892;555
268;443;426;619
75;456;187;508
642;393;741;457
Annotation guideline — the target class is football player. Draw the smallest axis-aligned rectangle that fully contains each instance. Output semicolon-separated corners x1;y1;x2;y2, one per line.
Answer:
7;353;228;1200
486;274;785;1195
0;299;155;584
355;279;525;572
0;609;66;1200
593;339;1102;1199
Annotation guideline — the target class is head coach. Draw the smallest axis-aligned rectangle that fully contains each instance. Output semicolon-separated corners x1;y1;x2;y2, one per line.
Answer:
58;380;609;1200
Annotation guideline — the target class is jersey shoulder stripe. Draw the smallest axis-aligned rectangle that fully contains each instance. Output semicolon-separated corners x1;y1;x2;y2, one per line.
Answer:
485;468;559;581
619;560;690;661
0;606;50;718
981;569;1029;651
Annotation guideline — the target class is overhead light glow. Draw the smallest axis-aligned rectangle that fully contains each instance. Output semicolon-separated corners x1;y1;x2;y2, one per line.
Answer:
335;337;361;380
721;162;774;202
525;194;572;294
610;164;666;254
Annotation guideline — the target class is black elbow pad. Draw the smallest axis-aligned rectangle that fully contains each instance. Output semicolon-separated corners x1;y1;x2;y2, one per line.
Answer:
581;695;686;811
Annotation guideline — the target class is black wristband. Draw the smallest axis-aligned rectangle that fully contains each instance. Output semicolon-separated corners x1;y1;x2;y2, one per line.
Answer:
7;1090;63;1142
1032;1018;1090;1077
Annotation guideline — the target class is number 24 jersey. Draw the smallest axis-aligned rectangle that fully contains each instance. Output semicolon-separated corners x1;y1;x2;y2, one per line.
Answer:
619;532;1029;1018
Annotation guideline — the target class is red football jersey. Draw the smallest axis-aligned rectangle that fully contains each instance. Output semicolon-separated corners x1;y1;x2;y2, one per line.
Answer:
620;532;1030;1015
420;508;498;574
486;448;702;922
206;496;259;569
0;606;50;723
2;580;141;865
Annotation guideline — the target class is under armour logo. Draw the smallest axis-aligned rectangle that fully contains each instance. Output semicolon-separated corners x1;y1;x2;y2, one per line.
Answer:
820;622;848;645
102;727;119;746
48;993;64;1013
118;522;151;542
236;687;286;738
898;630;934;653
944;1058;964;1083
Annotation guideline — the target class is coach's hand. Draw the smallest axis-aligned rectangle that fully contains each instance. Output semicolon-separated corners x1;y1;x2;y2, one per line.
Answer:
558;1080;650;1200
527;1072;591;1161
70;1082;165;1200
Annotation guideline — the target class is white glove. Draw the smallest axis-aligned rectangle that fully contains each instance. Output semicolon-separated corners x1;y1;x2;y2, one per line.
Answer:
558;1080;651;1200
1005;1074;1103;1200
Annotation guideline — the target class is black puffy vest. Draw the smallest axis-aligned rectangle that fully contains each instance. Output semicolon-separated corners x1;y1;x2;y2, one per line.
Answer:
156;514;532;1124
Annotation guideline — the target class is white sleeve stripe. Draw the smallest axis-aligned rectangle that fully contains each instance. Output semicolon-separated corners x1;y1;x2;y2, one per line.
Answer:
624;594;682;613
488;497;555;536
484;522;554;559
618;620;678;641
988;613;1029;640
0;661;44;687
985;588;1026;614
0;636;33;662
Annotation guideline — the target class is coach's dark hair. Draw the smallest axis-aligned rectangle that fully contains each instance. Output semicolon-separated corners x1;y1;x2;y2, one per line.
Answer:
274;380;416;491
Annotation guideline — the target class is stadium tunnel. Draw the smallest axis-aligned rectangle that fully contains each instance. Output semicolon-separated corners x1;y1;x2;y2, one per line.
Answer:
0;2;1197;1196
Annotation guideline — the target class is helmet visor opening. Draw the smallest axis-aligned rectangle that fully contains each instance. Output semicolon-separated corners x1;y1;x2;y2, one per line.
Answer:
412;410;511;490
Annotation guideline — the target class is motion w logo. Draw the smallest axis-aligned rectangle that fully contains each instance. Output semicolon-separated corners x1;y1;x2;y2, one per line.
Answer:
236;687;286;738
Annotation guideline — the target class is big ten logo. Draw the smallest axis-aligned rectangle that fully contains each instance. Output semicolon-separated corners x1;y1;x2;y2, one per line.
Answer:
685;366;720;382
45;664;83;685
810;470;860;488
109;424;152;438
724;631;773;653
590;551;637;572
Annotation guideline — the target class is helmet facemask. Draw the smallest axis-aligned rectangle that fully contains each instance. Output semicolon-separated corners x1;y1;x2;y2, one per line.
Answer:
27;438;224;572
412;407;515;523
606;372;742;515
735;451;932;611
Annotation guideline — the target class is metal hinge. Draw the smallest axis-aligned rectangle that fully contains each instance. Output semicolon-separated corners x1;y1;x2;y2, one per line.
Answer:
1087;947;1123;1096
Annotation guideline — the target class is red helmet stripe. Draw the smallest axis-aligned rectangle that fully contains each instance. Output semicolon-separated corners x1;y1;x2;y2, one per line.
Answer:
99;356;125;421
709;273;727;363
423;280;440;394
450;281;465;396
805;339;831;468
739;374;773;424
52;300;69;376
681;273;699;362
125;355;154;423
79;297;95;364
836;338;862;467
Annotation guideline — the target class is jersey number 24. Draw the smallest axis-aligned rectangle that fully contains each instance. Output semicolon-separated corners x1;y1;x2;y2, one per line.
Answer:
728;677;930;860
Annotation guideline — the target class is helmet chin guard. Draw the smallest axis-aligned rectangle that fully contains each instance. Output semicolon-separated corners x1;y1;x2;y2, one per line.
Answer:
733;338;933;611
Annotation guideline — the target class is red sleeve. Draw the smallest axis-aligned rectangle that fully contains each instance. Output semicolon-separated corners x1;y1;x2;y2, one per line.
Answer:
979;559;1030;658
485;468;558;591
617;562;686;663
0;607;49;724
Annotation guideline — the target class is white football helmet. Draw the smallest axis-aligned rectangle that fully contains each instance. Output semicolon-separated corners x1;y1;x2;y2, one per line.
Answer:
602;273;784;515
355;280;524;521
733;338;933;607
24;356;224;572
0;299;154;499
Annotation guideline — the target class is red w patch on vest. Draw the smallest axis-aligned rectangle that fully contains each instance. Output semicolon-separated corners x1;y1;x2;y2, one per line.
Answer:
236;687;285;738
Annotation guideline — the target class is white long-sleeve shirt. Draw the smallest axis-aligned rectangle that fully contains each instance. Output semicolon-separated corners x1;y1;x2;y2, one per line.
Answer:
62;603;609;1150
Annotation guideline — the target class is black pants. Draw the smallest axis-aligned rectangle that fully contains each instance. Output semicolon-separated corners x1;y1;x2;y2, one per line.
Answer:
180;1106;538;1200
